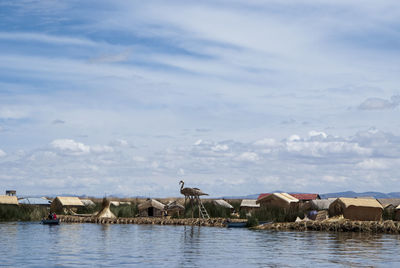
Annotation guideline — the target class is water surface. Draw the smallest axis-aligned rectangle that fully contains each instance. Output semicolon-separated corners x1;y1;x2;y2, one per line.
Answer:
1;222;399;267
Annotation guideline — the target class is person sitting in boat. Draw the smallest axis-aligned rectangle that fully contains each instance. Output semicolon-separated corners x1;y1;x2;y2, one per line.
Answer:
48;212;53;220
52;213;57;220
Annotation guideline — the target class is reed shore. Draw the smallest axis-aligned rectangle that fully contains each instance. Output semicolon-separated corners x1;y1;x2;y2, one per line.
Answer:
58;215;245;227
254;219;400;234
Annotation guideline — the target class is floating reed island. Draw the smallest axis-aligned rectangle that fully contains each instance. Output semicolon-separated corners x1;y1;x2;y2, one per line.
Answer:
254;218;400;234
58;215;245;227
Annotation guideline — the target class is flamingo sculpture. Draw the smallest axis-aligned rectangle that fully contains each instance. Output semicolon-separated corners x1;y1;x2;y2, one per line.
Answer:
179;180;208;218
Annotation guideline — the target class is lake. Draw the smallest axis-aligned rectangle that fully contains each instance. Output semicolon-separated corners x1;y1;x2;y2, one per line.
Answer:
1;222;400;267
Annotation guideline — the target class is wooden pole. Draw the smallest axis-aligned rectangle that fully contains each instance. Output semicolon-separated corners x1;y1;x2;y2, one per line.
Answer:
191;197;194;218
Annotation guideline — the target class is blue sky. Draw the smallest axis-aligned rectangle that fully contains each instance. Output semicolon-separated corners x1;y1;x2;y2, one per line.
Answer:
1;0;400;197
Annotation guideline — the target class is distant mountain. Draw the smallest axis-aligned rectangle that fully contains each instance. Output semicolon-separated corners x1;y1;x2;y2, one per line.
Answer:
320;191;400;199
219;194;260;200
219;191;400;200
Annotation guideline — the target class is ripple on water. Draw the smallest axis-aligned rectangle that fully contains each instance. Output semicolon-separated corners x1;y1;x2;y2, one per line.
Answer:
1;222;400;267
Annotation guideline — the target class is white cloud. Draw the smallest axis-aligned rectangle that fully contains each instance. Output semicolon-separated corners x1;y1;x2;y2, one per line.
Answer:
110;139;129;147
194;139;203;146
211;144;229;152
178;168;185;175
356;159;387;170
309;131;327;139
0;149;6;157
254;138;278;147
0;32;96;46
0;107;28;119
358;95;400;110
91;145;114;154
51;139;90;155
286;141;371;157
132;156;146;162
288;135;301;142
236;152;259;162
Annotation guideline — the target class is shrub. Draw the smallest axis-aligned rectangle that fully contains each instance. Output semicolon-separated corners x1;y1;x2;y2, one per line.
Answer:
110;203;138;218
0;205;49;221
253;206;304;223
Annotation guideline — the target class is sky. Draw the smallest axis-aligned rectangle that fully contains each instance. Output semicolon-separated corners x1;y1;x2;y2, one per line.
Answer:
1;0;400;197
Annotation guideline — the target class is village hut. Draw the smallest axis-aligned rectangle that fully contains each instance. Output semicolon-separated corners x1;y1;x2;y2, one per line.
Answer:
96;200;116;219
5;190;16;196
328;198;383;221
50;196;84;214
213;199;234;212
138;199;165;217
165;200;185;217
395;205;400;221
18;197;51;206
256;193;299;210
0;195;19;205
240;199;260;215
378;199;400;210
290;194;320;202
110;201;132;207
81;199;96;207
308;199;334;211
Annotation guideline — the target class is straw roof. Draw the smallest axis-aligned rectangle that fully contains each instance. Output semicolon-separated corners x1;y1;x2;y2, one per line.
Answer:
138;199;165;211
378;198;400;209
166;200;184;210
96;206;116;218
213;199;234;209
0;195;18;205
240;199;260;208
336;198;382;209
55;196;84;206
257;193;299;204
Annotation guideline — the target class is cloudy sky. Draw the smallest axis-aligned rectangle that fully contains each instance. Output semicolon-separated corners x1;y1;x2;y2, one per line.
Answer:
1;0;400;197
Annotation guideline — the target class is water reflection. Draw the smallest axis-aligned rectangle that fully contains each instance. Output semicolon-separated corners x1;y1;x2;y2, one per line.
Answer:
1;223;400;267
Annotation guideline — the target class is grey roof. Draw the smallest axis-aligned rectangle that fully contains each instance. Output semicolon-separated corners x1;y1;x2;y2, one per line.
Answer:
240;199;260;208
81;199;96;207
18;197;51;205
310;199;334;210
378;198;400;208
213;199;233;209
138;199;165;211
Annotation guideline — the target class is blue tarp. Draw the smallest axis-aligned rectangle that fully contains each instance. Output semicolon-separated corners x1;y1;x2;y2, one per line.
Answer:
19;198;51;205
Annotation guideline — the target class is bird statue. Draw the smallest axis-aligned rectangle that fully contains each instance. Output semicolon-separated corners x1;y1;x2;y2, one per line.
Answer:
179;180;208;197
179;180;208;218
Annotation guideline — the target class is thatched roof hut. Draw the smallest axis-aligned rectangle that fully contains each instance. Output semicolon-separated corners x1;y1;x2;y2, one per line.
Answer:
256;193;299;210
0;195;18;205
138;199;165;217
240;199;260;215
96;204;116;219
50;196;84;214
165;200;185;217
329;198;383;221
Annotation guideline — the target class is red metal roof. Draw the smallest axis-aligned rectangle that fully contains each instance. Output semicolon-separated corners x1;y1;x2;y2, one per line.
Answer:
257;193;271;200
290;193;320;200
257;193;319;201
